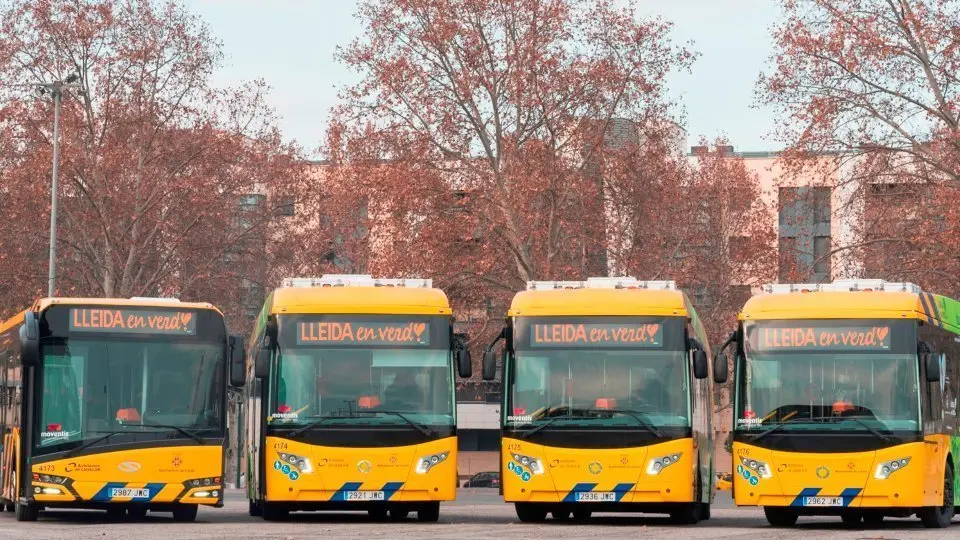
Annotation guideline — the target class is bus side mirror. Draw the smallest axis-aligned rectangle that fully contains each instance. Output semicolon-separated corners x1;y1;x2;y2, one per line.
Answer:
229;335;246;387
19;311;40;367
482;348;498;381
255;345;271;379
456;348;472;378
713;352;729;384
919;341;939;382
454;333;472;378
693;349;708;379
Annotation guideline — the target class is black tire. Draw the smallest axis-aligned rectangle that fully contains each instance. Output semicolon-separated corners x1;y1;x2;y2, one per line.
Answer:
863;514;884;526
417;502;440;522
840;510;861;525
14;499;38;522
368;507;388;520
571;509;591;521
670;503;702;524
390;508;410;520
172;504;198;523
262;502;288;521
127;506;148;520
248;499;262;517
764;506;799;527
515;502;547;523
551;510;571;520
918;461;955;529
701;502;711;520
105;506;126;521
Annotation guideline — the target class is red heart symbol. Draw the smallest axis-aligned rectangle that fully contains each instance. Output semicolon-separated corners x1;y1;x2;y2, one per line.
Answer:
645;324;660;337
413;323;426;338
876;327;889;341
180;313;193;326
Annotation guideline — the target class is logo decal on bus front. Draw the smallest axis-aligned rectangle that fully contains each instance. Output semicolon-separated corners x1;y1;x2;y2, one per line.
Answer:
118;461;142;473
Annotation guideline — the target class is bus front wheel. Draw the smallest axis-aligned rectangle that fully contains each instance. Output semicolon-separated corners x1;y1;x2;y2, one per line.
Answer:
14;499;38;522
763;507;798;527
515;503;547;523
248;499;261;517
417;502;440;522
918;461;955;529
261;502;288;521
172;504;198;523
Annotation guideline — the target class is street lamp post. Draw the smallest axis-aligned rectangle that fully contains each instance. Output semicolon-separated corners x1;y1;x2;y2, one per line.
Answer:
35;75;82;297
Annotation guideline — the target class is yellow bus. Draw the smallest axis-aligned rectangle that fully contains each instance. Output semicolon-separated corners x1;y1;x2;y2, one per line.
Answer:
244;275;471;521
719;279;960;528
0;297;246;522
481;278;722;523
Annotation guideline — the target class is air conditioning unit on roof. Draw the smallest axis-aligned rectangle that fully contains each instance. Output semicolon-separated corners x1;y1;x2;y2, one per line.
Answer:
281;275;432;289
762;279;921;294
526;277;676;291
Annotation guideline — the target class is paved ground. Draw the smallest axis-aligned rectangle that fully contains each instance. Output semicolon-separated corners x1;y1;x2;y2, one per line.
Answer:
0;490;956;539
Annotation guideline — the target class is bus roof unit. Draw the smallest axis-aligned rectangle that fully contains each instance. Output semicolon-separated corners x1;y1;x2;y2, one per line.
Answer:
282;275;433;289
762;279;922;294
527;277;677;290
511;277;687;317
271;275;450;316
742;279;945;323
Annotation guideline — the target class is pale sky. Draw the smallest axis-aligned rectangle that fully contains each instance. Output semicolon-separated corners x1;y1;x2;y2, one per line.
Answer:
188;0;782;158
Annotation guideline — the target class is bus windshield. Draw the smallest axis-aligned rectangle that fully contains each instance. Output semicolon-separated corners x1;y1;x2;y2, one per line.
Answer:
37;339;224;451
507;316;690;429
736;319;920;433
268;348;454;426
268;315;455;428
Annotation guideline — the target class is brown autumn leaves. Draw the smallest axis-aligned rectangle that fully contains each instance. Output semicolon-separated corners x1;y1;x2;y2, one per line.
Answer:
1;0;958;366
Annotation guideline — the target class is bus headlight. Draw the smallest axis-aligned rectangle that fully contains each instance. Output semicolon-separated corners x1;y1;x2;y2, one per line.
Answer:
510;453;544;475
647;453;682;475
874;457;910;480
416;452;449;474
739;456;772;478
278;452;313;474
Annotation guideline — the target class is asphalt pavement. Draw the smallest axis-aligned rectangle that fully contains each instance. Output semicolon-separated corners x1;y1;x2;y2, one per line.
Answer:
0;490;956;539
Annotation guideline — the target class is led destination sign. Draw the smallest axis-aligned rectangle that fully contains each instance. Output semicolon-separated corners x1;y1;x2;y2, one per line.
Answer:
754;326;891;351
296;321;431;346
530;323;662;348
69;308;197;335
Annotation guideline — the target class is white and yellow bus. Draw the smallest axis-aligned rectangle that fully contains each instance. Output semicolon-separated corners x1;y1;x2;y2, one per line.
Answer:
720;279;960;528
482;278;722;523
244;275;471;521
0;297;245;522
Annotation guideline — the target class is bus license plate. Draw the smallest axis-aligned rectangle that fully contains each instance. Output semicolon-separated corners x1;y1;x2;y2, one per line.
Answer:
345;491;385;501
575;492;615;502
110;488;149;499
803;496;842;507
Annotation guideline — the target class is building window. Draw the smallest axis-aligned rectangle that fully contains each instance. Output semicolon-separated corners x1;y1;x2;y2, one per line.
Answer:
813;236;831;275
276;197;295;217
779;237;798;282
812;187;831;225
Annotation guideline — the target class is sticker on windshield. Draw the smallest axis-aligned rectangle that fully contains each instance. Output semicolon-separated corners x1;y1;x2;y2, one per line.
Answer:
754;326;891;351
70;308;196;335
530;323;662;348
297;321;430;346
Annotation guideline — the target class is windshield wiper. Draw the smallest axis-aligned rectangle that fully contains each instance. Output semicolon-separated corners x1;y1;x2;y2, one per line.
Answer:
137;422;205;445
287;414;345;438
750;414;894;443
822;415;895;443
516;414;599;439
62;430;125;458
588;408;665;439
357;410;436;438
